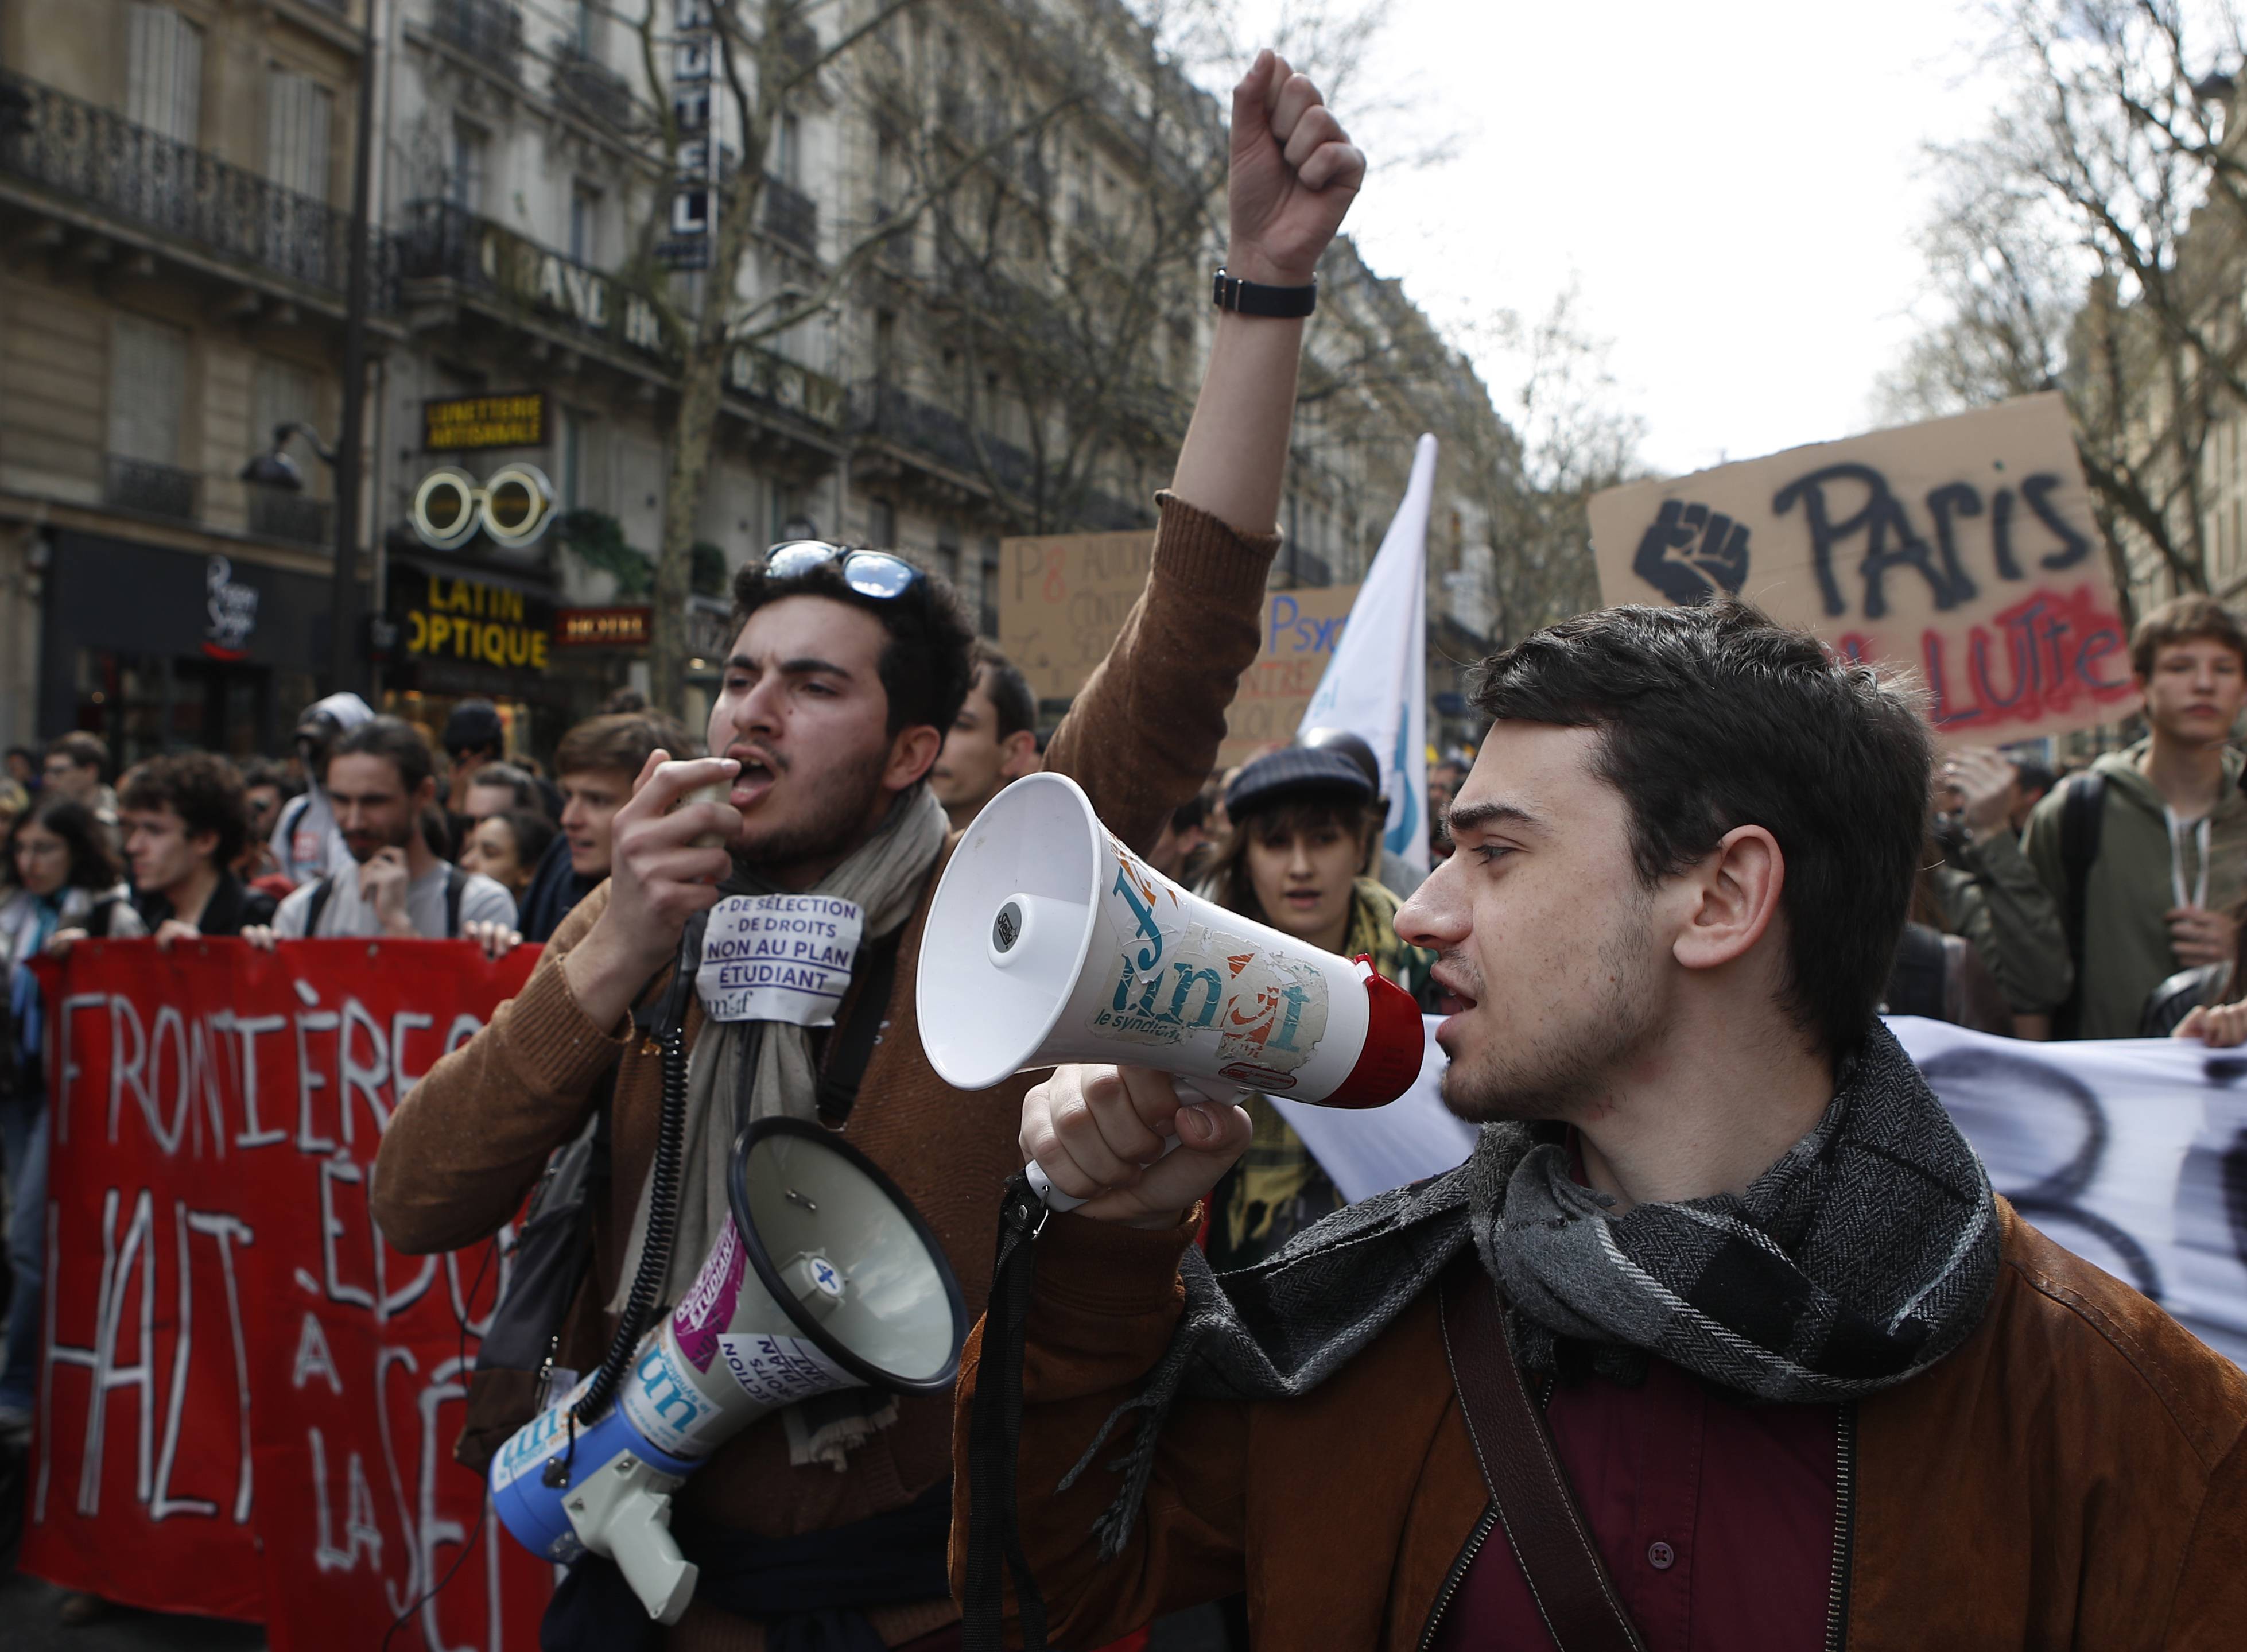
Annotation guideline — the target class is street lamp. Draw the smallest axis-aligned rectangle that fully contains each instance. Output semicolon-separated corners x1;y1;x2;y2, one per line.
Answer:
240;421;337;491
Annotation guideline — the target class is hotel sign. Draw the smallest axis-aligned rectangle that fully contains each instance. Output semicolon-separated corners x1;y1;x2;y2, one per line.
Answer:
557;606;653;648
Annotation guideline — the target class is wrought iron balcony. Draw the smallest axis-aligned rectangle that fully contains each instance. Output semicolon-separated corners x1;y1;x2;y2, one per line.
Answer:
433;0;524;82
856;382;1035;494
401;198;637;350
553;48;635;130
0;68;386;304
248;487;332;546
763;176;817;255
105;455;198;523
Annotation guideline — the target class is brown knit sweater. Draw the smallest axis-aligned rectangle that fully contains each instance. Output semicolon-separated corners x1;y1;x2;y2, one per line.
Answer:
371;493;1282;1649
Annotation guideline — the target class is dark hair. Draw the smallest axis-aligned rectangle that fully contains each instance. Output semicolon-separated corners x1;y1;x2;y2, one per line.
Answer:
1470;599;1933;1054
4;794;122;891
2011;761;2056;799
600;686;650;716
1171;792;1209;833
468;762;542;813
1201;789;1380;926
332;716;436;795
553;712;698;780
2130;594;2247;678
118;752;252;866
730;553;977;738
237;756;302;802
46;731;108;778
491;808;557;870
971;642;1037;741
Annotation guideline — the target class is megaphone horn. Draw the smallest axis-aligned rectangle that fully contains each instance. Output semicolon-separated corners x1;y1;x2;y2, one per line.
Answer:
919;773;1425;1205
489;1117;968;1622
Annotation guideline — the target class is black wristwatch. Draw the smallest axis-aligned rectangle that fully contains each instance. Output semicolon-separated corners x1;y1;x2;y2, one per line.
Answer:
1213;267;1317;318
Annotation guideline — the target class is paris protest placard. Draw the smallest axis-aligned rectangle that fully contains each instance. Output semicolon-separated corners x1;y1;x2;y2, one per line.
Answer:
23;937;552;1650
1587;393;2135;740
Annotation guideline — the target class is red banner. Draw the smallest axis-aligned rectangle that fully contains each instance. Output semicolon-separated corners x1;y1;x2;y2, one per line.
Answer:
23;937;554;1650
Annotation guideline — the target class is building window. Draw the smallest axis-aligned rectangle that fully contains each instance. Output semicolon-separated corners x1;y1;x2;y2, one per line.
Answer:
870;497;897;549
107;314;192;518
979;538;1000;639
110;315;188;466
935;521;960;586
124;2;203;145
776;112;802;188
266;68;333;201
557;406;585;511
575;0;599;58
569;180;601;264
450;119;487;214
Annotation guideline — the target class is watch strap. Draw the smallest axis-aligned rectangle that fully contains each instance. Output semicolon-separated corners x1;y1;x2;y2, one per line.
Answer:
1213;267;1317;318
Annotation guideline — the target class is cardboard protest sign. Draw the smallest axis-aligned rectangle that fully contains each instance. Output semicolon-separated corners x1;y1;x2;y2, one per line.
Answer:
24;938;552;1651
995;530;1158;708
1588;393;2136;739
997;531;1359;765
1218;586;1360;766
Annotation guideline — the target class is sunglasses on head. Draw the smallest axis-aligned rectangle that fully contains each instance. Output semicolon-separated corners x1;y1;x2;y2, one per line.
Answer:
764;541;925;601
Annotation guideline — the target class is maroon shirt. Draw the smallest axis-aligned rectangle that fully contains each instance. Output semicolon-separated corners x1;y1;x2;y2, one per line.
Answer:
1429;1355;1839;1651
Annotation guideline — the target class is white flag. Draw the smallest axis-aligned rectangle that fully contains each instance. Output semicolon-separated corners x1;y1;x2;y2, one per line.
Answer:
1299;433;1435;874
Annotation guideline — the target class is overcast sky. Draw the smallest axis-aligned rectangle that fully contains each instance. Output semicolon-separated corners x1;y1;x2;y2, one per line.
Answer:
1288;0;2012;477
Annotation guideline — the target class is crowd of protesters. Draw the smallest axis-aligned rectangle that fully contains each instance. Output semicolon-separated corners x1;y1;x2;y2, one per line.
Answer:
3;47;2246;1650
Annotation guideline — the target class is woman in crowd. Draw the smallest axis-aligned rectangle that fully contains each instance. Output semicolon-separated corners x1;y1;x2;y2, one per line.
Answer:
1195;745;1432;1273
0;796;143;1435
459;808;555;908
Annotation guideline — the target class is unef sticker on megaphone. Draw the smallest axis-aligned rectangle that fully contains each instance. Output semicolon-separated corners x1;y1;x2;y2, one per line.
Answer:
1092;840;1330;1089
698;894;864;1025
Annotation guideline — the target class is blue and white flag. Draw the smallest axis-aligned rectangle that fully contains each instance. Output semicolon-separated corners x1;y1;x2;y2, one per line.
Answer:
1299;433;1435;874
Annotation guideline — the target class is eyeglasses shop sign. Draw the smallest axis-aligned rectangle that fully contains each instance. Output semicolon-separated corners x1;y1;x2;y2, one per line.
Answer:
394;570;554;673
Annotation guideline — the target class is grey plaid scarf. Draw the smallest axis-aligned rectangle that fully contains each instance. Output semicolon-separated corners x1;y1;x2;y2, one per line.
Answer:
1067;1019;1999;1557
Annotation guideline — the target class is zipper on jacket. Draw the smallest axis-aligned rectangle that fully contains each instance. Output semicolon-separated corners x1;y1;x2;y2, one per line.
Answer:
1414;1504;1496;1652
1825;1401;1857;1652
1415;1375;1553;1652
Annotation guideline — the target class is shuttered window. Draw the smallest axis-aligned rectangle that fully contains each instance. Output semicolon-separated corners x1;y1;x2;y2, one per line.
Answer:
123;2;203;145
266;68;333;201
110;315;189;466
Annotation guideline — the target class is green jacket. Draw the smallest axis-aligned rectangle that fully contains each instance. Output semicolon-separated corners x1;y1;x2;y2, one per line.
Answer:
1932;828;2070;1017
2021;742;2247;1038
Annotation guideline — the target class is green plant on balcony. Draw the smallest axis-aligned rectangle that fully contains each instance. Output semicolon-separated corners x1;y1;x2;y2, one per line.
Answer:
557;508;652;599
691;542;728;599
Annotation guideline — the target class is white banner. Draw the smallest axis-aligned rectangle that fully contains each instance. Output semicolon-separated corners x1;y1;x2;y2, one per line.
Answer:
1299;433;1434;874
1281;1015;2247;1365
1890;1017;2247;1364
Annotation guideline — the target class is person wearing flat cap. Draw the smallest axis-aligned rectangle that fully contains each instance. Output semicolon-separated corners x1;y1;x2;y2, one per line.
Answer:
1193;743;1434;1270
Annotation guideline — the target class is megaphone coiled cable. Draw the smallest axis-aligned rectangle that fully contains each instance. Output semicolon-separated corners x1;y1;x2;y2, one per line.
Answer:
569;1018;691;1438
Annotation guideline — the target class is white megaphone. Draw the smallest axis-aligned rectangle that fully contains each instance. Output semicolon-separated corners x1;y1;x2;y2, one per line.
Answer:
490;1117;967;1623
919;773;1425;1207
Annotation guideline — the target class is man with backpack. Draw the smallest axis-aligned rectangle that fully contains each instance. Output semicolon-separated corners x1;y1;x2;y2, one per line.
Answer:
251;718;515;941
2023;595;2247;1037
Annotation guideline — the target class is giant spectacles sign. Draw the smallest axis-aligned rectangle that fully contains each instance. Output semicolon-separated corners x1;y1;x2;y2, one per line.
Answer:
410;463;560;551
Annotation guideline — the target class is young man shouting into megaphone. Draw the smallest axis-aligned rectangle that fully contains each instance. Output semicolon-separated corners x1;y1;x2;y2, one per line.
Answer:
372;49;1365;1652
973;607;2247;1647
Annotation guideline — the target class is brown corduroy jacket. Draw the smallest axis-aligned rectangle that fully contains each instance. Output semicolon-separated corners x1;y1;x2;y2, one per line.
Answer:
371;493;1282;1650
952;1198;2247;1650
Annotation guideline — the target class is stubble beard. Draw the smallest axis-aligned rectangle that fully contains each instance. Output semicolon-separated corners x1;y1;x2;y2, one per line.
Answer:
1441;894;1664;1124
731;742;893;877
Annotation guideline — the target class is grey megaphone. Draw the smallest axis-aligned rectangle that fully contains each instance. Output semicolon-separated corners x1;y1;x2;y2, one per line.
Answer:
918;773;1424;1207
490;1118;967;1621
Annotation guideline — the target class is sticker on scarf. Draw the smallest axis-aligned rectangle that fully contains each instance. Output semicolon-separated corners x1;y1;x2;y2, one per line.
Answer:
716;1331;855;1409
696;893;864;1026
